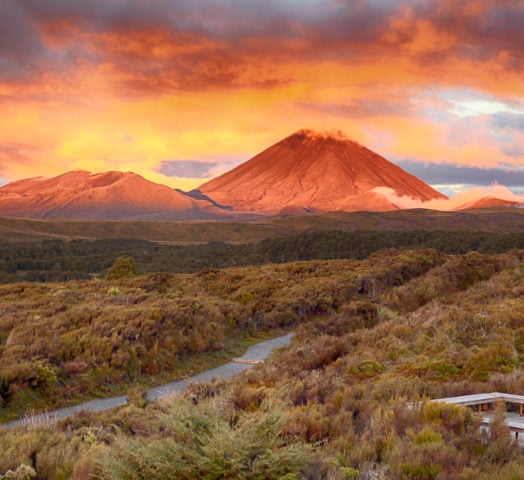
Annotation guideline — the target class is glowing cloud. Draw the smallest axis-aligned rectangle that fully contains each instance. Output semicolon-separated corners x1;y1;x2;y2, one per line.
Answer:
0;0;521;194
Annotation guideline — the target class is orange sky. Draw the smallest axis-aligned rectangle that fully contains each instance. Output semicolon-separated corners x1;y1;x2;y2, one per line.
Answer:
0;0;523;194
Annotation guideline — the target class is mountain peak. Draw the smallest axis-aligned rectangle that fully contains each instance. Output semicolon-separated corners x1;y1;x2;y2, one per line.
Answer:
289;129;361;145
199;129;446;214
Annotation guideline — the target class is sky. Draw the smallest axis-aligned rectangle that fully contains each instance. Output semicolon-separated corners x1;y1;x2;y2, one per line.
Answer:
0;0;523;197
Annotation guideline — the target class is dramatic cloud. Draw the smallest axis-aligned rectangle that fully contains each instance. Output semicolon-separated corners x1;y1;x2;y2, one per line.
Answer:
0;0;522;193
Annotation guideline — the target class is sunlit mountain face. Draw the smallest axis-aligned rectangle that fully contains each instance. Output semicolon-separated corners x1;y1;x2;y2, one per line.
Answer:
198;129;446;214
0;170;230;220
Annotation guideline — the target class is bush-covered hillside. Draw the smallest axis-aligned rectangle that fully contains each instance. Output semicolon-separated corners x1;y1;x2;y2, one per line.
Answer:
0;248;447;421
0;249;522;479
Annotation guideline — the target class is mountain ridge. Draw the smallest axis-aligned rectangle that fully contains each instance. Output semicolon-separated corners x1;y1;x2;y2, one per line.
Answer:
0;129;521;220
0;170;233;221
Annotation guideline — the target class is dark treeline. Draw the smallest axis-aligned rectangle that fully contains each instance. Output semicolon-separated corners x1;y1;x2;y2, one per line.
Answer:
0;239;258;282
257;230;524;262
0;230;523;282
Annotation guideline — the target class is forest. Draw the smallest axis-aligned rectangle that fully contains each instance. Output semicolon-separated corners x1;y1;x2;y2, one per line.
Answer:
0;229;523;283
0;247;522;479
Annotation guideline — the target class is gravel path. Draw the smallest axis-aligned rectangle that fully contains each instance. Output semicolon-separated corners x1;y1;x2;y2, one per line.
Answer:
2;333;293;429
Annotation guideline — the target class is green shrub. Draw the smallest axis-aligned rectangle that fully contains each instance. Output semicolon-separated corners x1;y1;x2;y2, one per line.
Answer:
96;399;313;480
106;287;121;296
105;257;137;281
414;428;443;445
349;360;384;378
338;466;359;479
400;463;442;480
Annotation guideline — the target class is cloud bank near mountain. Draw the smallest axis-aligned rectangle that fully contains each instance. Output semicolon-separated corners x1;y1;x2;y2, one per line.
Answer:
373;184;524;211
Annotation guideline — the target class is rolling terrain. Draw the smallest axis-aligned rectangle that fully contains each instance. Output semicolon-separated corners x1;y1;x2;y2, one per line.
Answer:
0;248;522;479
0;207;522;244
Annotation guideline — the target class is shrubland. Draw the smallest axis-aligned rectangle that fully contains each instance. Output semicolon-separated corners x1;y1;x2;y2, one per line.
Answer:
0;248;443;421
0;248;522;479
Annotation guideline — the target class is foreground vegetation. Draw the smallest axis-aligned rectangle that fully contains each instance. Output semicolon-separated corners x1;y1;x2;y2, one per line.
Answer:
0;248;523;478
0;248;443;420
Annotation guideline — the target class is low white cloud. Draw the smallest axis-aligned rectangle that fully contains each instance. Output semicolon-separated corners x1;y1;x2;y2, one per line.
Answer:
450;99;523;118
372;184;524;211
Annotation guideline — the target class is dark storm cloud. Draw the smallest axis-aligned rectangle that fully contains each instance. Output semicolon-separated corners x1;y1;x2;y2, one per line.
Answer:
473;4;524;63
396;160;524;188
18;0;392;43
400;0;524;61
0;0;44;80
1;1;522;93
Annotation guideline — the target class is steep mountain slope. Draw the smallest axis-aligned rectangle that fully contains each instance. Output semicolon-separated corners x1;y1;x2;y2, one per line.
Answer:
0;170;228;220
198;129;446;213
